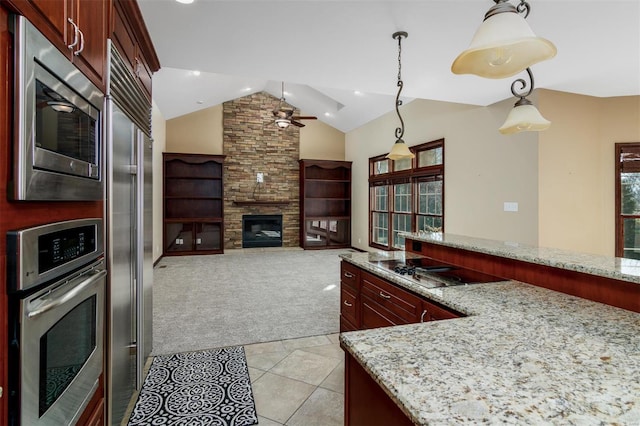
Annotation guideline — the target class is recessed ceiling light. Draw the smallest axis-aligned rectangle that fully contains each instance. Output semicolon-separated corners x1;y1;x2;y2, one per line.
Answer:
244;87;252;92
176;0;194;4
196;100;204;104
191;70;201;76
354;90;362;95
324;112;332;117
283;91;291;97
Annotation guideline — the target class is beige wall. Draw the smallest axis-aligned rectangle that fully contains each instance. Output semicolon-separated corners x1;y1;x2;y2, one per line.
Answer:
165;104;345;160
299;117;345;160
346;98;540;251
166;105;224;154
538;91;640;255
152;101;167;262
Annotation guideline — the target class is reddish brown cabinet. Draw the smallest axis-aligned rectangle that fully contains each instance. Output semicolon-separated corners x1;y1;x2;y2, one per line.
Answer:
111;0;156;98
339;261;463;332
299;159;352;249
5;0;108;90
340;262;361;331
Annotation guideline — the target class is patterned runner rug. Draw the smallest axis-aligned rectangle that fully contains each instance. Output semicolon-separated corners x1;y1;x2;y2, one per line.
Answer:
128;346;258;426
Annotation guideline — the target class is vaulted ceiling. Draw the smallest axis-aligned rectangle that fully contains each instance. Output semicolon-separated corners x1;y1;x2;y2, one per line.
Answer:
139;0;640;132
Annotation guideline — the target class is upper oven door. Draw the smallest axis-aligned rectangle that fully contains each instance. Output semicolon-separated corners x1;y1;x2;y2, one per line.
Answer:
11;15;104;201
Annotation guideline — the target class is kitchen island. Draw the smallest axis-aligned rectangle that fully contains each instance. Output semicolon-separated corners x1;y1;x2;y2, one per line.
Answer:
339;234;640;425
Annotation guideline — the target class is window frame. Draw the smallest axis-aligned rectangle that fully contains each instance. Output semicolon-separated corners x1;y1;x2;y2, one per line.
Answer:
368;139;445;250
615;142;640;259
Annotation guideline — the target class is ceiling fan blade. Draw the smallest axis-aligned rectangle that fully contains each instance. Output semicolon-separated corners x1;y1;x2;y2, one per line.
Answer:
290;120;305;128
291;116;317;121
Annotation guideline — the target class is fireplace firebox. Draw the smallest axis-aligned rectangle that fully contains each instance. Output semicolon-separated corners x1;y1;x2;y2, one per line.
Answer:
242;214;283;248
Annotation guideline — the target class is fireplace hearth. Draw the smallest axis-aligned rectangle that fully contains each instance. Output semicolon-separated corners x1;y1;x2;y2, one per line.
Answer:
242;214;283;248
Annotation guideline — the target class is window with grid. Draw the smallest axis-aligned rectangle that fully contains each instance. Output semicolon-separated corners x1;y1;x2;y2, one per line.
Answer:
616;143;640;259
369;139;444;250
371;184;389;245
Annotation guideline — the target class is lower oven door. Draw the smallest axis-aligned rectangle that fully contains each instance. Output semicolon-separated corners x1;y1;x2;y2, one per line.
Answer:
16;262;106;425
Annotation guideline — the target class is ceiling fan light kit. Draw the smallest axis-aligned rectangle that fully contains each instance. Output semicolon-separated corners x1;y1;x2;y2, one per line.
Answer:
452;0;555;134
272;82;317;129
386;31;415;161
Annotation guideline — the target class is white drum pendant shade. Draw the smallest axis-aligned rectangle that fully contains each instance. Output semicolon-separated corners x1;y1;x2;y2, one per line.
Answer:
452;12;557;79
499;103;551;134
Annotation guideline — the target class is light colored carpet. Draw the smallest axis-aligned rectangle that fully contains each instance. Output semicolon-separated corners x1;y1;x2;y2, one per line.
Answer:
152;248;351;355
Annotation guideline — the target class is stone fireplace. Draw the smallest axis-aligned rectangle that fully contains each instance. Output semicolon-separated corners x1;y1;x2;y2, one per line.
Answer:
223;92;300;249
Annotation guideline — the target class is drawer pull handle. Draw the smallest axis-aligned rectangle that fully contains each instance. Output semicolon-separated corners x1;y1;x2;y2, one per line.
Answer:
420;309;428;323
379;291;391;300
343;300;353;307
344;272;354;278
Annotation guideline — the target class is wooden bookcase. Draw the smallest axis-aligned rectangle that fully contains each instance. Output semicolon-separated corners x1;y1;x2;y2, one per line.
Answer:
163;153;225;255
299;159;352;249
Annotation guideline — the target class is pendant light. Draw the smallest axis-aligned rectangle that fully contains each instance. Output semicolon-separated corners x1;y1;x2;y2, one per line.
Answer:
499;67;550;134
451;0;556;79
386;31;415;161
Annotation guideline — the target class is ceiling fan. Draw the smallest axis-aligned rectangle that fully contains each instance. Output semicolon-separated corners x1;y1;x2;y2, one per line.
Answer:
272;82;317;129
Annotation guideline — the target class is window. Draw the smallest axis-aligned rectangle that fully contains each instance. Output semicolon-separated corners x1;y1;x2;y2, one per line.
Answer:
616;143;640;259
371;185;389;245
369;139;444;250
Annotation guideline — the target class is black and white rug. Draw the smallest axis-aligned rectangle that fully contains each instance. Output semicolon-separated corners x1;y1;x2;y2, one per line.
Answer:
128;346;258;426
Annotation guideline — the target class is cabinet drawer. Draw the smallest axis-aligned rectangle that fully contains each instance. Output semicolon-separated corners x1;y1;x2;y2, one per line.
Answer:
341;286;358;326
361;295;404;329
341;261;360;290
423;299;462;321
361;272;422;323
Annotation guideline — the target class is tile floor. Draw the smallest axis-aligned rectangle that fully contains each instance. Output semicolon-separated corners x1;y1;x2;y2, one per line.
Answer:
245;333;344;426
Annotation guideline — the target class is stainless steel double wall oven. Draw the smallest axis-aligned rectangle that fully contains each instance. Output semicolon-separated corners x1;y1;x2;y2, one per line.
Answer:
7;219;106;425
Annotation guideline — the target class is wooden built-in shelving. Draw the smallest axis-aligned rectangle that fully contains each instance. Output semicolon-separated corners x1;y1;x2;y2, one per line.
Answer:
299;159;352;249
163;153;225;255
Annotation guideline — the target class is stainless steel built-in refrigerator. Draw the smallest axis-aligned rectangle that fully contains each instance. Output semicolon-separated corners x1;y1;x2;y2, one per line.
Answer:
105;41;154;425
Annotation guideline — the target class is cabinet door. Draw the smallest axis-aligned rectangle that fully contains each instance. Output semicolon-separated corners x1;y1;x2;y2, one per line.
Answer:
327;219;350;246
422;299;461;321
8;0;70;51
341;286;358;327
71;0;107;88
195;222;222;251
165;222;194;253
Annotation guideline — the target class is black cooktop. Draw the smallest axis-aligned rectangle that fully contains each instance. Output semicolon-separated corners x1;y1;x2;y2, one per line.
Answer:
370;257;503;287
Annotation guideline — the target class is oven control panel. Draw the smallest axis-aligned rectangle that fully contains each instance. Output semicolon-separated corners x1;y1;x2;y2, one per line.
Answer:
6;218;103;293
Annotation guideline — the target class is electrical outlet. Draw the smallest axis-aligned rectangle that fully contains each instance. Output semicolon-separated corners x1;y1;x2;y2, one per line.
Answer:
256;172;264;183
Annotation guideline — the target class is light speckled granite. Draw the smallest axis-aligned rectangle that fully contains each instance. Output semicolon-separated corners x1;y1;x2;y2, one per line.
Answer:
339;252;640;425
403;231;640;284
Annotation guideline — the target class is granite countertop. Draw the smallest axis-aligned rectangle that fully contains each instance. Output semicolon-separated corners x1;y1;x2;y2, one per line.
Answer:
403;231;640;285
339;252;640;425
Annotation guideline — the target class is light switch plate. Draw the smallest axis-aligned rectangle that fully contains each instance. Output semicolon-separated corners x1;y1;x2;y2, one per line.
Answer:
504;202;519;212
256;172;264;183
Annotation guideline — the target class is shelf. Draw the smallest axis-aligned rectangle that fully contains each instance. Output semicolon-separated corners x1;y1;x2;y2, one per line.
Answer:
306;216;351;220
233;200;291;206
305;197;350;201
306;178;350;183
165;196;223;200
165;217;223;222
166;176;222;180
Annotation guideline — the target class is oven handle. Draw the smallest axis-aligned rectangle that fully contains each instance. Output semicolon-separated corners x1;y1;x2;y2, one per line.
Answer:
27;269;107;318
